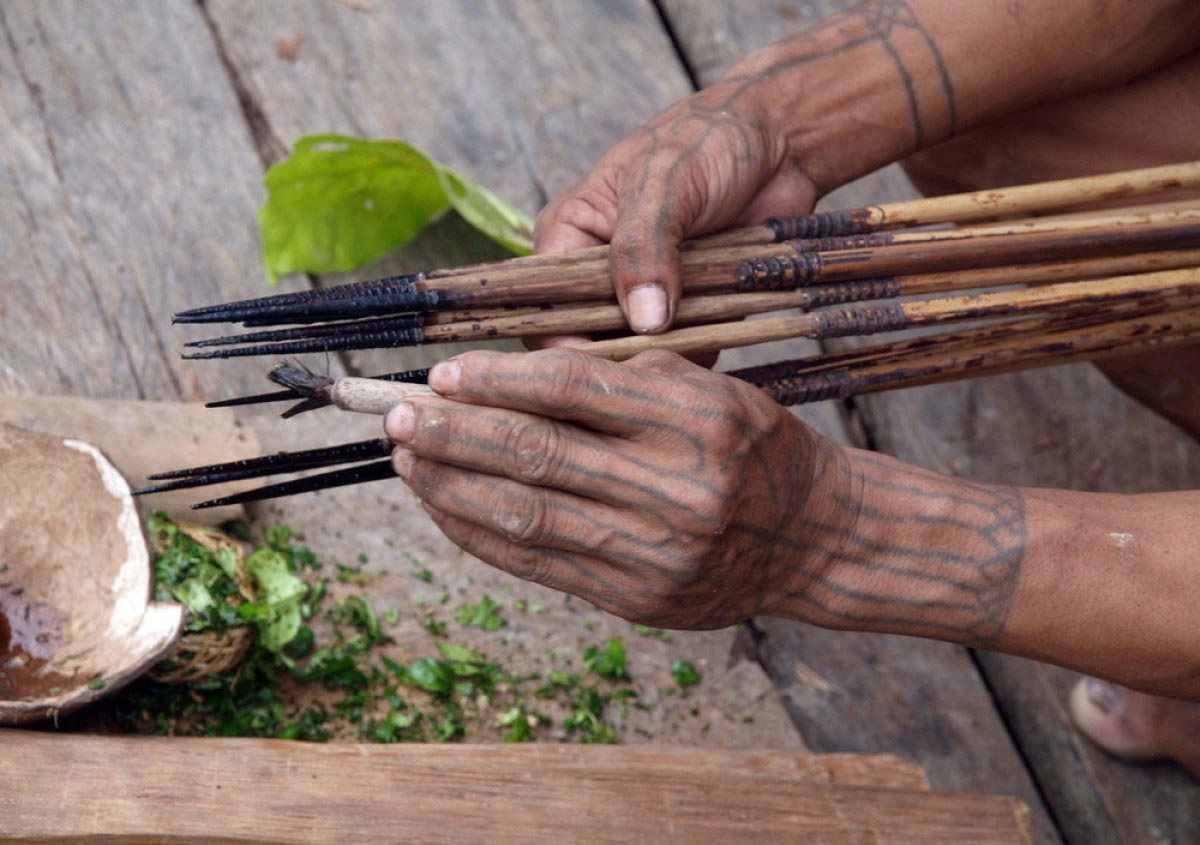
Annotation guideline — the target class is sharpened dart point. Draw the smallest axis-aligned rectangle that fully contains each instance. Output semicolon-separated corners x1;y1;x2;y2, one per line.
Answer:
172;273;427;322
181;323;427;359
191;459;397;509
185;314;424;350
173;287;440;326
135;437;392;491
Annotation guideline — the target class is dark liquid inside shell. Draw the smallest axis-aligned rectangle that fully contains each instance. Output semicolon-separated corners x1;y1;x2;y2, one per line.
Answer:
0;584;72;700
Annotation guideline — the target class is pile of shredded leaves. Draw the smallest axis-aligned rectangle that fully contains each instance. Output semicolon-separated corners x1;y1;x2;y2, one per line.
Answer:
107;514;700;744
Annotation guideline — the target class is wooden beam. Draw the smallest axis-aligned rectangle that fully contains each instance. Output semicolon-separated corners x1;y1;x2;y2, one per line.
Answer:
0;731;1033;844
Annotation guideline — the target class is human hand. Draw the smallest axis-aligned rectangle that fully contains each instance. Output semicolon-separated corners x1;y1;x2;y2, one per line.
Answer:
531;70;819;343
384;348;851;629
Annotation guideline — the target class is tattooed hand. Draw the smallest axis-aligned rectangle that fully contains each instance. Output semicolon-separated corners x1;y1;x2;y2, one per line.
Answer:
533;75;818;338
385;348;849;629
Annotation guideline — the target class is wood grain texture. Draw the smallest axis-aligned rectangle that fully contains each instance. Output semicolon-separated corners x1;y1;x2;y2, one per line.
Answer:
0;0;313;402
659;1;1200;842
0;395;259;526
0;731;1034;845
201;0;690;375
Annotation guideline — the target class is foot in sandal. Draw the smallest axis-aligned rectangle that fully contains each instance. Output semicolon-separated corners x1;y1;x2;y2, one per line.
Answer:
1070;678;1200;779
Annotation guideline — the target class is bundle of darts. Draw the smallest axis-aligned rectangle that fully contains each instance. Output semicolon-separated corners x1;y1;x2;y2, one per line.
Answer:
140;161;1200;508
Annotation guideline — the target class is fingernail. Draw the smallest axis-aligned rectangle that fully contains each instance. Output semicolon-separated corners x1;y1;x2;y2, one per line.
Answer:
1085;677;1121;715
385;403;415;443
627;285;668;333
392;448;414;480
430;360;462;394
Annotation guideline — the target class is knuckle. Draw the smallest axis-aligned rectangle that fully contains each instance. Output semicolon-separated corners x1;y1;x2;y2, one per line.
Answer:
493;489;550;547
533;349;590;413
504;419;561;485
406;402;446;448
453;350;499;386
675;485;736;534
628;348;686;373
509;548;557;588
696;406;744;445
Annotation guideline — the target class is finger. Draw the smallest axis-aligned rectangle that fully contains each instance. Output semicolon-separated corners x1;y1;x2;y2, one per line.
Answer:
394;449;629;557
534;186;618;254
386;398;632;505
426;348;694;437
608;180;686;334
422;506;641;618
522;334;592;351
734;166;818;226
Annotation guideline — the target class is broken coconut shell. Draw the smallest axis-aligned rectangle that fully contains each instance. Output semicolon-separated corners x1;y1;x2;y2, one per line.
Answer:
0;423;183;724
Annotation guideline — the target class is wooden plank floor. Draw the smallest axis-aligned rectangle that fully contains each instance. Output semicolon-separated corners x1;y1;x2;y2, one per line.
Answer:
1;1;1194;842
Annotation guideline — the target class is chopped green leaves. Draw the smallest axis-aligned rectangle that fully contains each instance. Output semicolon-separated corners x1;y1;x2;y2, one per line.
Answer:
119;517;710;747
329;595;387;646
258;134;534;283
632;624;672;642
242;548;308;654
583;637;630;681
670;660;702;688
454;595;506;631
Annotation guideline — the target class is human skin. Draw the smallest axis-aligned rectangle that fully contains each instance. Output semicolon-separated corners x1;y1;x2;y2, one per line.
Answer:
386;1;1200;703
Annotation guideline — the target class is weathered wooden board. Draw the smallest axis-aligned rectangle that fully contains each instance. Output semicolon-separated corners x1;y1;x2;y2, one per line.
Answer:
657;4;1059;841
0;0;314;402
658;2;1200;843
0;731;1034;845
0;395;258;525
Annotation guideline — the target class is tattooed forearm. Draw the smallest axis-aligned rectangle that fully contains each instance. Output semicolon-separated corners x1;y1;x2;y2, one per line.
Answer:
773;452;1026;647
715;0;958;147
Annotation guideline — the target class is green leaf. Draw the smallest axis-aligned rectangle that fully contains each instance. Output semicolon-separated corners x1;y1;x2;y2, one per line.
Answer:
432;165;534;255
258;133;533;283
453;595;506;631
171;579;215;617
330;595;385;645
405;657;456;696
244;548;308;653
670;659;702;688
583;637;630;681
435;642;487;665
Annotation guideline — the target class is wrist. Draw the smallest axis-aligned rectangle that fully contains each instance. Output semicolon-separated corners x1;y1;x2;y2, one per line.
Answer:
717;8;957;195
769;446;1028;648
759;425;862;620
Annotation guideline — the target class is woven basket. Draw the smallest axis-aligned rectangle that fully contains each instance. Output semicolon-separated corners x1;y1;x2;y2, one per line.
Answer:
148;522;257;684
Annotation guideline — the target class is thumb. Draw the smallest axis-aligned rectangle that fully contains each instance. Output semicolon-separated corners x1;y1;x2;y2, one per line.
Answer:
609;202;686;335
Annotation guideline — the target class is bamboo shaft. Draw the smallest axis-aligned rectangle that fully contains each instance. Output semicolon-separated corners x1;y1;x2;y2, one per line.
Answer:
760;307;1200;405
579;268;1200;360
421;284;899;345
798;208;1200;251
886;248;1200;297
173;162;1200;326
741;293;1196;380
739;219;1200;292
859;161;1200;231
399;218;1200;313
